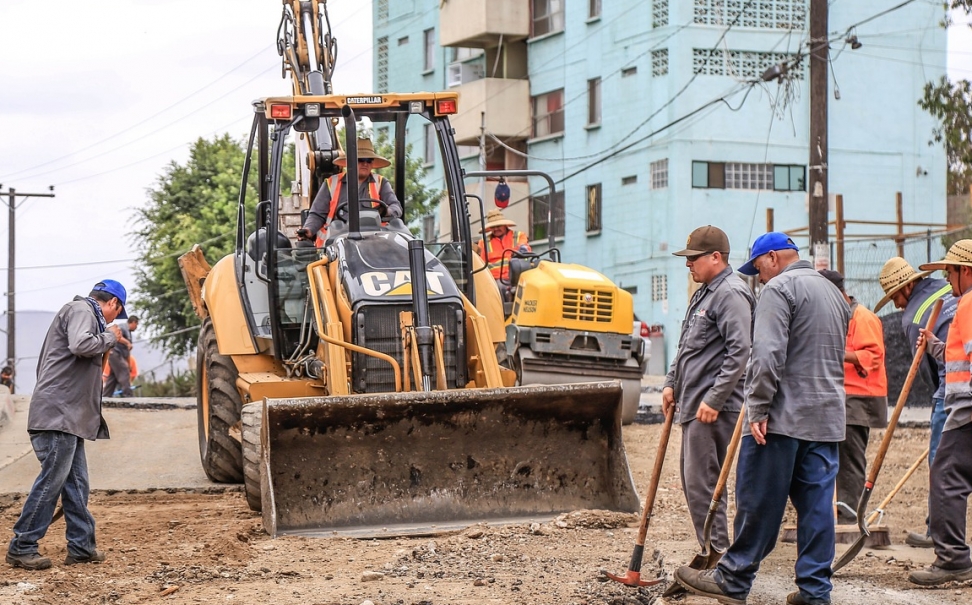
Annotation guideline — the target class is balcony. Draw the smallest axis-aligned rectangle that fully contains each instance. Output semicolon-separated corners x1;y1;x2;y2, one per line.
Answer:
439;0;530;48
450;78;530;146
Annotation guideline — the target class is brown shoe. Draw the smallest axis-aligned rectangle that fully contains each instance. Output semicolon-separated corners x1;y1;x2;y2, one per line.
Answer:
787;591;831;605
908;565;972;586
674;566;746;605
64;550;106;565
6;552;52;570
905;531;934;548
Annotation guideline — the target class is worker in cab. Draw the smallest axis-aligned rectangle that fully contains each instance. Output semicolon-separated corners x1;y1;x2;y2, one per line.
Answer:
477;209;531;296
296;137;402;247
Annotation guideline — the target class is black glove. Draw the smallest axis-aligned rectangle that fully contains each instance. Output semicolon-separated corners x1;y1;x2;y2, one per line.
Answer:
296;228;313;241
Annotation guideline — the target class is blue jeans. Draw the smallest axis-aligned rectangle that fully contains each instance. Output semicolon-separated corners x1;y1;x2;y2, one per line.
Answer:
929;397;946;465
714;434;838;603
8;431;97;559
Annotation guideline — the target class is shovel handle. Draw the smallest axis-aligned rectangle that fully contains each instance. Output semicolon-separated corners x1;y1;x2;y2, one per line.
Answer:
712;405;747;502
865;446;928;526
863;299;942;489
635;404;675;545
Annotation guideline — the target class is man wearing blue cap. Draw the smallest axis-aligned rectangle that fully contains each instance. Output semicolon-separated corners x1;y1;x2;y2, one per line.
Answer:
676;233;850;605
7;280;127;570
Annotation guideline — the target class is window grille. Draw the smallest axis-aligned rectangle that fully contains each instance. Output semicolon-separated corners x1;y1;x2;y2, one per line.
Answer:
377;37;389;93
693;0;806;30
692;49;803;80
652;275;668;302
652;0;669;28
651;49;669;76
651;159;669;189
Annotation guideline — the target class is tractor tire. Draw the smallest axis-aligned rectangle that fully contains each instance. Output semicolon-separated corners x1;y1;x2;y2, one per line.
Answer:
196;318;244;483
241;402;263;512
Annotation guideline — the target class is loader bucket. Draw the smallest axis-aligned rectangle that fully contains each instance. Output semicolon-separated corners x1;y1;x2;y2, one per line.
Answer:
260;381;640;538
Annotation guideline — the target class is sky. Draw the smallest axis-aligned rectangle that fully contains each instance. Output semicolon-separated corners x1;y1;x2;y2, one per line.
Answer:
2;0;972;329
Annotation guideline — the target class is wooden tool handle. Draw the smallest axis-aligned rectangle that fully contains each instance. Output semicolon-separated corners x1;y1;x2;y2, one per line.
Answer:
865;447;929;525
710;405;747;503
865;299;943;487
636;404;675;544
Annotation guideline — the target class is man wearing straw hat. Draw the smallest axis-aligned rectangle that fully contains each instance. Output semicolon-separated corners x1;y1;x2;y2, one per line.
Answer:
875;256;957;547
906;240;972;585
296;137;402;246
477;209;530;286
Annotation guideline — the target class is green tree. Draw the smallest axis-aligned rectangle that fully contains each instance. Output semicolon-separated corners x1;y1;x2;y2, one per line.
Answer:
918;76;972;196
371;127;442;227
133;134;248;356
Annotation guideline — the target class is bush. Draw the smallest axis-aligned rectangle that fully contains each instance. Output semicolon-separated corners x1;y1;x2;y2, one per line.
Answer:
135;369;197;397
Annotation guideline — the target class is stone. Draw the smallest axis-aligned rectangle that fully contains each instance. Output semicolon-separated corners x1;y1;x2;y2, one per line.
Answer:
361;571;384;582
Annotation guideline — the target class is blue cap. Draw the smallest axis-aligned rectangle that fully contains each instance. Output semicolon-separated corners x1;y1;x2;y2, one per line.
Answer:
92;279;128;319
494;181;511;208
738;232;799;276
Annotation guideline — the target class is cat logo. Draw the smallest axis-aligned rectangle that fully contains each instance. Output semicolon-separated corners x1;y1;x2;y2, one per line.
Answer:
360;271;446;297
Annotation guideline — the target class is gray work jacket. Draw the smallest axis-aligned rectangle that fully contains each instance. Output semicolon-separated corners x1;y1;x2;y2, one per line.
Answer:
29;297;118;441
744;260;851;442
665;266;755;424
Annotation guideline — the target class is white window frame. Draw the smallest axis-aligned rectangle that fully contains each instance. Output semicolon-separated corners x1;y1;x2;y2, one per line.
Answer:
587;77;601;126
589;0;602;19
423;28;435;72
532;89;565;138
532;0;565;38
650;158;669;189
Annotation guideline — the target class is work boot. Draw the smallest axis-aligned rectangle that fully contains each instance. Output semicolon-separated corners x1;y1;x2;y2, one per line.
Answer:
908;565;972;586
6;552;52;570
64;550;106;565
905;531;933;548
786;591;831;605
674;567;746;605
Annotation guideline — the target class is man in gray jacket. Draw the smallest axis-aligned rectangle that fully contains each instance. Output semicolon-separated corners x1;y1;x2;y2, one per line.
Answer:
675;233;850;605
6;280;127;570
664;225;754;553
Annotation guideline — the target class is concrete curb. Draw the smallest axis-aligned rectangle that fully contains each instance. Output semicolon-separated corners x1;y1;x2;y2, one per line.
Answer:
102;397;196;410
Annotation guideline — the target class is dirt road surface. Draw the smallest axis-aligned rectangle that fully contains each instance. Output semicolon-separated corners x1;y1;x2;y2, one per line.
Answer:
1;395;970;605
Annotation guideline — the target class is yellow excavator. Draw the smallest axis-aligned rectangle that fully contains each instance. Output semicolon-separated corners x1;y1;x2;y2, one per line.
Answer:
179;1;642;537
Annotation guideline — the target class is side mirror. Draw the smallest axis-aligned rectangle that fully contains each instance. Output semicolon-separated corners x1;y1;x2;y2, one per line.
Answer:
293;114;321;133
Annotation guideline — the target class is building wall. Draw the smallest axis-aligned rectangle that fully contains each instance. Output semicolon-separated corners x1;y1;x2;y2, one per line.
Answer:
376;0;947;368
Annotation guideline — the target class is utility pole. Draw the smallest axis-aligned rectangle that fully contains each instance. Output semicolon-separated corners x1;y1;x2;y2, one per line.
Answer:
809;0;829;269
0;185;56;389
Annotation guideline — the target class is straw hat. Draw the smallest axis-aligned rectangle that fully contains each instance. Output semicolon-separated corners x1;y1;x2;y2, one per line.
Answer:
485;209;516;229
874;257;931;312
919;239;972;272
334;138;390;169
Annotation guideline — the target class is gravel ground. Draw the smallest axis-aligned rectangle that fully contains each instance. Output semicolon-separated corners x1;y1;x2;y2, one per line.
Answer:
0;424;969;605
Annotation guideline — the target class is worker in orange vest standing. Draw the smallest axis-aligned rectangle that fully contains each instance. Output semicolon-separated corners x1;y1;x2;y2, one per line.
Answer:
477;209;531;296
296;137;402;246
908;239;972;586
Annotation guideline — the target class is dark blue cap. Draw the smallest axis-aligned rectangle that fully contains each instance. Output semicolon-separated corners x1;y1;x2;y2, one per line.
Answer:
738;232;799;276
92;279;128;319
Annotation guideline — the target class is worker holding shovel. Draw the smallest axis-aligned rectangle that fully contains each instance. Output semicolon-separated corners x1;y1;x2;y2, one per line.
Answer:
663;225;754;554
674;233;850;605
907;240;972;586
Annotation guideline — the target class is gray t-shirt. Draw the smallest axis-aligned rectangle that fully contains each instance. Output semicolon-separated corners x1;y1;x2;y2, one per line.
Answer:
113;323;132;359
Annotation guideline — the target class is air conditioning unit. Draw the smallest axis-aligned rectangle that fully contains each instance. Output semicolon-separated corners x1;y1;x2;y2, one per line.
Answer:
447;60;486;88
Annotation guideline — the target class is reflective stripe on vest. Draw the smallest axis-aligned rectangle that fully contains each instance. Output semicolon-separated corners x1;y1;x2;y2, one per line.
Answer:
315;174;384;246
944;294;972;406
914;284;952;325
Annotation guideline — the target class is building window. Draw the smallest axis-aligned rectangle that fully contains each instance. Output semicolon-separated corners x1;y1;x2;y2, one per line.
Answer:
586;184;602;234
532;0;565;38
693;49;803;80
621;66;638;77
532;89;564;138
589;0;601;19
652;274;668;302
398;36;409;46
622;175;638;186
529;190;565;242
651;159;669;189
651;49;669;76
422;214;437;242
423;124;436;165
692;161;806;191
694;0;806;30
652;0;669;28
377;36;389;93
423;28;435;72
587;78;601;126
377;0;389;23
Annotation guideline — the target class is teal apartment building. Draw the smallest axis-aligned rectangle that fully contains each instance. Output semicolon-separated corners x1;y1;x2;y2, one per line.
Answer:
373;1;947;366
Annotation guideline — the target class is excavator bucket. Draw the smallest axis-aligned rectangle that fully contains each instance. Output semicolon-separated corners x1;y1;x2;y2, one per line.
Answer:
260;381;640;538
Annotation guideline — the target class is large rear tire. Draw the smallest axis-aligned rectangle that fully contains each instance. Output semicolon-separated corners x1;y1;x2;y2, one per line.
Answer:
241;402;263;512
196;318;244;483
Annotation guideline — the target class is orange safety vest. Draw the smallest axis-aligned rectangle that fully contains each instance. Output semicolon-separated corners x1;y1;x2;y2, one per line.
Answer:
479;229;530;280
844;302;887;397
315;174;384;246
944;291;972;419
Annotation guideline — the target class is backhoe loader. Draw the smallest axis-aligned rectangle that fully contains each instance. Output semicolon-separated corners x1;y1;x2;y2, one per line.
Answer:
178;1;641;537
